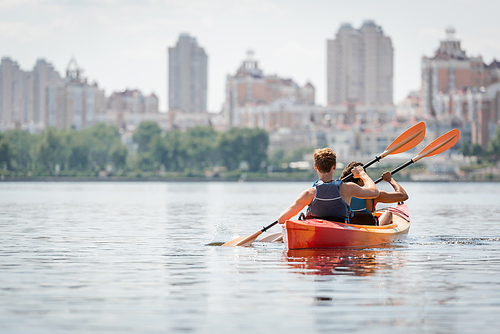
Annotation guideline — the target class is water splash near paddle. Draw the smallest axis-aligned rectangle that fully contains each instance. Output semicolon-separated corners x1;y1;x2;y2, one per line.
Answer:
206;220;240;246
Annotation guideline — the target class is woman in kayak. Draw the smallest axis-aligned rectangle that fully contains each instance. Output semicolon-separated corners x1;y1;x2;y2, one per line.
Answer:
277;148;379;225
340;162;409;226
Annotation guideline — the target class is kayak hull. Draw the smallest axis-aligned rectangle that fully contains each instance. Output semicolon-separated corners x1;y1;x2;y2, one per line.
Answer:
282;203;410;250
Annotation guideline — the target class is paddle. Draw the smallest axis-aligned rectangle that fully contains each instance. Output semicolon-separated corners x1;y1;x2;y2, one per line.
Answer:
222;221;279;247
373;128;460;184
222;122;426;247
341;122;426;182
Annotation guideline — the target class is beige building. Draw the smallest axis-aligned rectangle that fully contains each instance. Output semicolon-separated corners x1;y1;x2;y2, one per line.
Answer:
327;21;393;106
0;57;60;129
96;111;170;133
225;51;315;128
46;58;105;130
168;33;208;113
421;27;496;118
108;89;158;114
0;58;25;125
96;110;223;134
33;59;61;123
433;84;500;149
421;27;500;149
396;91;421;120
233;98;321;132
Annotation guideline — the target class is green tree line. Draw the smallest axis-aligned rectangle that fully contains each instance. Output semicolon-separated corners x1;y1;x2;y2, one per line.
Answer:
0;121;269;177
132;121;268;175
3;121;498;178
0;123;127;176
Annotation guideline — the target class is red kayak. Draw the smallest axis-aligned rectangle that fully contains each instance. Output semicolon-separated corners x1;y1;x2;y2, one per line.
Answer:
281;203;410;249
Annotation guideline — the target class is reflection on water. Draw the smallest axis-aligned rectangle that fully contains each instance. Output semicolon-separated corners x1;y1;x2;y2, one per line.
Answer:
284;247;401;276
1;182;500;333
416;236;500;246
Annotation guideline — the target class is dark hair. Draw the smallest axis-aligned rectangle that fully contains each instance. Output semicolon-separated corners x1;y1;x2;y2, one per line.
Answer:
313;148;337;173
340;161;363;182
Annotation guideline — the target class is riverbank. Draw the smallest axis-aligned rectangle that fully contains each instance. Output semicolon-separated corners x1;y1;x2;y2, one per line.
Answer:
2;162;499;182
1;173;498;182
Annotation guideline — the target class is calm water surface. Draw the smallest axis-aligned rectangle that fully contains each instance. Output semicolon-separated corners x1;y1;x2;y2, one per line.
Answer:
1;181;500;333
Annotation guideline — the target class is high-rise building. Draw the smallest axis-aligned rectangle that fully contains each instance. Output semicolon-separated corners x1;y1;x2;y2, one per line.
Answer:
33;59;60;123
327;21;393;106
168;33;208;113
0;57;26;125
0;57;60;129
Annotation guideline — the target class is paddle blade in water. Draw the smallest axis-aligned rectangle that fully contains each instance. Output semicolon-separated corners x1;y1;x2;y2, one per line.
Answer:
257;232;283;243
383;122;426;156
222;230;262;247
417;129;460;159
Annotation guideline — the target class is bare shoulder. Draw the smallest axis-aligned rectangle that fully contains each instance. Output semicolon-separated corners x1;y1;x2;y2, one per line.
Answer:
339;182;357;195
340;181;378;199
297;187;316;204
300;187;316;201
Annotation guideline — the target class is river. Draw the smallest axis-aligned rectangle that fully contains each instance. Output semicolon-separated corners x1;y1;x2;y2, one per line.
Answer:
1;181;499;333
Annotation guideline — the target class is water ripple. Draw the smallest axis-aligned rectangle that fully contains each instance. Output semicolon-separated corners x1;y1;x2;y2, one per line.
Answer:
1;182;500;333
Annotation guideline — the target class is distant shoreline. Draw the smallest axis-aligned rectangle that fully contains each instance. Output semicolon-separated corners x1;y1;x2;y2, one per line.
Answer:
0;176;495;183
0;176;307;182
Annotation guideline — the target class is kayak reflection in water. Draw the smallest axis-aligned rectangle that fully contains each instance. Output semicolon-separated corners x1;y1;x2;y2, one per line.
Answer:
340;162;409;226
284;248;388;276
277;148;379;225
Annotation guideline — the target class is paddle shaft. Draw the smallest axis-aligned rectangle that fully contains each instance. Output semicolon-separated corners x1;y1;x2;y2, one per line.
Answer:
341;155;381;182
374;159;414;184
261;220;278;232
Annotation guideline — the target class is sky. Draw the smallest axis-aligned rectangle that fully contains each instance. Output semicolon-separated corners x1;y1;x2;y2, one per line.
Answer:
1;0;500;112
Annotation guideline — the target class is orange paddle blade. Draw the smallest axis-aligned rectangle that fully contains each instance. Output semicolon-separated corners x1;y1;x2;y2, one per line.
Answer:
415;129;460;161
382;122;426;157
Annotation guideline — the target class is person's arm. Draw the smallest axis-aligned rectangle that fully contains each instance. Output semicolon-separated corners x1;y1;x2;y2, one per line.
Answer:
339;166;379;206
277;188;315;224
349;166;379;199
374;171;409;205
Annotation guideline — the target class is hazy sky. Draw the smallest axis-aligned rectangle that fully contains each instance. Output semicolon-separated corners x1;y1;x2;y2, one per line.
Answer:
2;0;499;112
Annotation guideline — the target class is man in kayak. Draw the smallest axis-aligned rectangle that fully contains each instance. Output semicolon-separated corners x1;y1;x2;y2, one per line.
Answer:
277;148;379;225
340;161;409;226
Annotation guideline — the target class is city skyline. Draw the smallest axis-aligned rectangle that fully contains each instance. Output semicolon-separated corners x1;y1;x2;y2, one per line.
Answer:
2;0;499;112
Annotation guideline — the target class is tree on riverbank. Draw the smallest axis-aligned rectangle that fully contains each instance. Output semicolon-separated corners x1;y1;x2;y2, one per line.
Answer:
488;126;500;161
0;124;126;176
132;123;268;174
0;122;269;176
0;132;12;171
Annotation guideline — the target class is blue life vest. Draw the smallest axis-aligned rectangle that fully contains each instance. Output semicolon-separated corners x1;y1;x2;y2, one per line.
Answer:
350;197;375;215
307;180;351;222
349;197;378;226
